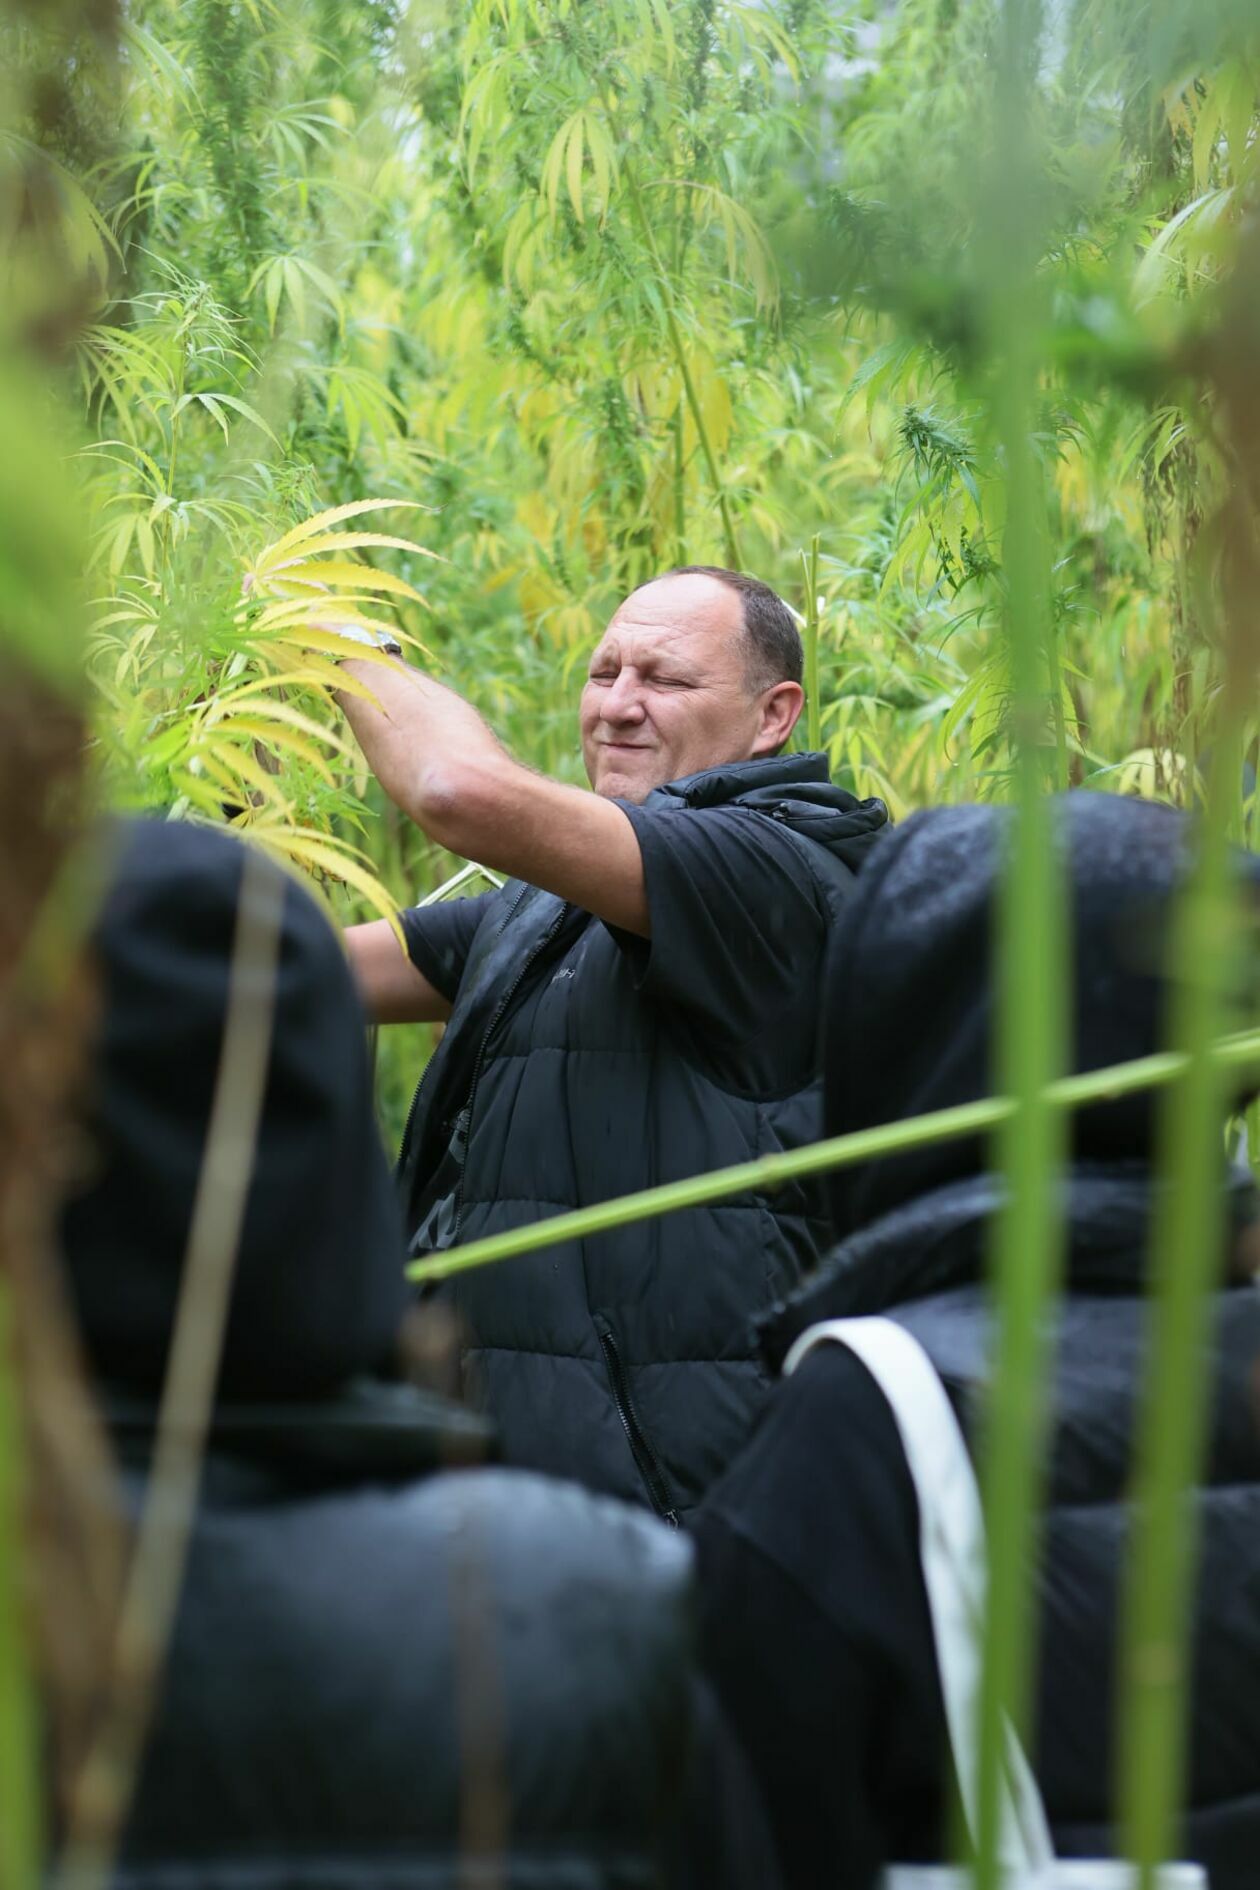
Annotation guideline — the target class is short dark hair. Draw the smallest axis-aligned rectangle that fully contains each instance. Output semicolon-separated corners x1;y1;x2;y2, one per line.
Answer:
659;565;803;692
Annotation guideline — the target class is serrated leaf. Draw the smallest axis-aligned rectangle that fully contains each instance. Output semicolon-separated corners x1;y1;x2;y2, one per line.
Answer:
168;768;232;819
225;722;337;782
261;558;424;601
1219;61;1255;182
221;703;359;763
265;257;284;333
259;500;429;567
1192;81;1221;190
567;112;586;222
541;116;571;221
252;829;402;931
217;664;381;705
271;626;405;663
197;740;294;809
283;255;306;330
586;115;614;219
262;531;444;568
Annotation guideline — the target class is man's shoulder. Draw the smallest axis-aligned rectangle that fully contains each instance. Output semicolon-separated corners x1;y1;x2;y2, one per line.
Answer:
632;762;890;905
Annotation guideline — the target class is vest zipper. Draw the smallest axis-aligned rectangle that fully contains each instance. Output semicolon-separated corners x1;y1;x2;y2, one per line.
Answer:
451;899;570;1244
399;882;532;1201
594;1317;680;1527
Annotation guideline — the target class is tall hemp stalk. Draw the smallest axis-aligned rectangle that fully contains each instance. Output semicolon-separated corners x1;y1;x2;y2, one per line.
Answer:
1116;220;1260;1887
55;850;285;1890
404;1027;1260;1284
972;0;1067;1880
801;533;822;753
0;1277;40;1890
1;8;120;1879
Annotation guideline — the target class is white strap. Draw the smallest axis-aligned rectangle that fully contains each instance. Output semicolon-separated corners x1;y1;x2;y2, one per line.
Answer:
782;1316;1056;1873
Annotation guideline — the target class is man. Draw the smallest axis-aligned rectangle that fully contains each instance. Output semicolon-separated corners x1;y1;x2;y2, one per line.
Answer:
340;566;888;1517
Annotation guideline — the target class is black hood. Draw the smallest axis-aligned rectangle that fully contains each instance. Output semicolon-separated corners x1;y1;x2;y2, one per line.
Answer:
821;790;1260;1242
60;819;407;1403
648;750;889;873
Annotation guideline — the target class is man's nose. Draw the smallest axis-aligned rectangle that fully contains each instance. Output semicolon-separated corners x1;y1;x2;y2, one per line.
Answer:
601;671;647;723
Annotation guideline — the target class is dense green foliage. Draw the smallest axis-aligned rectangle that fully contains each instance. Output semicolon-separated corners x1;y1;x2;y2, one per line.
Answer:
5;7;1260;1885
9;0;1255;1130
12;2;1258;802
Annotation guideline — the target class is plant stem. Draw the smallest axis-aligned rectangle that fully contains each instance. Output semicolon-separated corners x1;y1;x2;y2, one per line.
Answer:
673;396;686;564
55;850;285;1890
1116;677;1247;1890
622;161;742;570
965;3;1068;1882
0;1280;42;1890
407;1025;1260;1284
802;533;822;752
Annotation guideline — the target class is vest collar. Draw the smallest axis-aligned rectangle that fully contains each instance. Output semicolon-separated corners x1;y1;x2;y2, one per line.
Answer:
647;751;833;810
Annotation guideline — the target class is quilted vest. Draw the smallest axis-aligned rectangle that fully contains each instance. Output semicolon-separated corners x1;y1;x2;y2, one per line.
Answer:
400;755;885;1516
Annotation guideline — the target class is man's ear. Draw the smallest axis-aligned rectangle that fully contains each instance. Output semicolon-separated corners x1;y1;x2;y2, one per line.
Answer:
752;680;805;756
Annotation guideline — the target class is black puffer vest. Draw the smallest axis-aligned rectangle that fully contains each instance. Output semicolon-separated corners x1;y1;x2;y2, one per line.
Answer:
762;1166;1260;1882
401;754;887;1517
110;1395;700;1890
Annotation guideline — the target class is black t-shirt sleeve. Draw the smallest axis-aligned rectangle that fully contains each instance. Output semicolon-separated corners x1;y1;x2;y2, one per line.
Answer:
398;889;497;1005
613;801;831;1048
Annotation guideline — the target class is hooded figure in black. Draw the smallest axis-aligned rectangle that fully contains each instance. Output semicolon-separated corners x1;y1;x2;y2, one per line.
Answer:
692;791;1260;1890
60;819;778;1890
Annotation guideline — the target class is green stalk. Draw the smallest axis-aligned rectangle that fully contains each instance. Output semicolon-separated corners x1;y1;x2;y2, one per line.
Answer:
975;363;1058;1890
1116;712;1245;1887
406;1025;1260;1285
56;849;285;1890
972;5;1065;1881
0;1281;42;1890
801;533;822;753
975;503;1064;1884
1044;597;1070;794
673;397;686;565
622;162;743;571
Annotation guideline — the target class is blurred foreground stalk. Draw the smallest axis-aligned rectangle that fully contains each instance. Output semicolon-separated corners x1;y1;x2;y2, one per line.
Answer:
1117;221;1260;1888
969;0;1067;1877
408;1023;1260;1283
0;1283;41;1890
56;850;284;1890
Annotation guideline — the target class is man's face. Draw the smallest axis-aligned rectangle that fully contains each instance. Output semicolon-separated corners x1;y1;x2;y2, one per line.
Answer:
580;574;770;803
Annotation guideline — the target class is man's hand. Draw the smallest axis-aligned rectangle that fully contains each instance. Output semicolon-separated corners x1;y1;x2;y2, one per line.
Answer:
337;656;650;937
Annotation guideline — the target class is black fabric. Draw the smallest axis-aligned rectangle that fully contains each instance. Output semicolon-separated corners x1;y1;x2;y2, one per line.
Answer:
760;1161;1260;1378
58;819;768;1890
401;886;497;1005
61;819;406;1399
818;790;1260;1241
616;797;840;1062
693;1346;948;1890
396;753;888;1515
103;1375;493;1490
119;1466;701;1890
696;792;1260;1889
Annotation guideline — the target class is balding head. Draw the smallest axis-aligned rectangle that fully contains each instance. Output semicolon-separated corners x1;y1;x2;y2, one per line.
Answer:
580;570;805;801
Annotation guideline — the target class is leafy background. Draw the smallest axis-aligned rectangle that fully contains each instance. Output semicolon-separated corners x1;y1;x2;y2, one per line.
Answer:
7;0;1259;1137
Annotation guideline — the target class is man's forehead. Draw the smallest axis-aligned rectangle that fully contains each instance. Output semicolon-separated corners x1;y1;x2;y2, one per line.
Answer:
596;576;743;653
595;615;701;654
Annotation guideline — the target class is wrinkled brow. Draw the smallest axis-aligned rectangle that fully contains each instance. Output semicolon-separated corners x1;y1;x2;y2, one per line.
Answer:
588;632;702;677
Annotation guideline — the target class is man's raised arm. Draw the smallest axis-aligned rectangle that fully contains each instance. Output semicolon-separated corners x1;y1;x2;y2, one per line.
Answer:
345;917;453;1025
336;655;650;939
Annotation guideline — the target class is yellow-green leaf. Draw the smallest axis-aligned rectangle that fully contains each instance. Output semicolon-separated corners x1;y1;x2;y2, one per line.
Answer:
258;500;429;569
567;112;586;222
